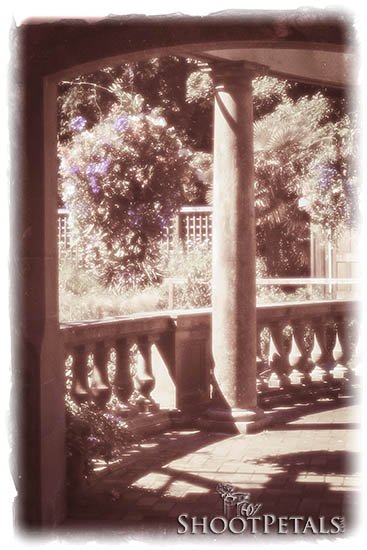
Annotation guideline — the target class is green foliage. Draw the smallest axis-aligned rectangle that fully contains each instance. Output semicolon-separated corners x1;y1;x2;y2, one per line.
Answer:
254;92;356;261
256;284;325;304
59;241;334;322
58;57;356;298
184;151;213;204
252;76;291;118
205;90;356;276
253;94;328;276
66;395;136;485
59;252;166;321
58;91;201;288
157;240;268;310
59;253;100;296
58;56;208;151
60;284;166;322
186;69;213;104
186;70;290;124
188;66;356;270
159;238;212;308
308;113;357;239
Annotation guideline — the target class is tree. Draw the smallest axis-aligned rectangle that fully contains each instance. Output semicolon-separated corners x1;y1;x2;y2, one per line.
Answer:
58;57;356;283
197;73;356;277
58;92;199;288
253;91;355;277
58;56;210;151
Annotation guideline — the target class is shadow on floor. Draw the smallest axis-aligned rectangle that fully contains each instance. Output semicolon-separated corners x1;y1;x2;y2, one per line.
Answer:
269;422;359;431
61;397;359;540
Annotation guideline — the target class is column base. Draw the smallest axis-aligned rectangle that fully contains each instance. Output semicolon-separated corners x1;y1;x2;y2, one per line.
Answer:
197;405;268;434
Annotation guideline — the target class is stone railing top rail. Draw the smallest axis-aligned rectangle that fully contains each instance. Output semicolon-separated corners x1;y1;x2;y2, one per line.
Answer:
60;300;358;345
60;308;213;345
256;299;358;321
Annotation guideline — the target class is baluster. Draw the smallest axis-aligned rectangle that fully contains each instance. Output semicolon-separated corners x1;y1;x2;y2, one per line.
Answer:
256;325;269;392
267;332;281;389
91;341;111;406
256;324;265;370
114;337;135;416
132;335;158;412
332;329;343;363
331;319;351;380
351;324;361;379
71;344;90;403
310;317;333;383
64;348;73;395
292;322;314;386
288;322;306;387
267;322;290;388
335;319;352;364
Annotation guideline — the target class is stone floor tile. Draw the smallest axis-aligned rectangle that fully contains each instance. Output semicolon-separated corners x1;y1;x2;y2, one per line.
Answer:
66;401;359;536
151;500;177;513
136;495;160;507
122;512;145;522
167;503;192;519
297;498;321;514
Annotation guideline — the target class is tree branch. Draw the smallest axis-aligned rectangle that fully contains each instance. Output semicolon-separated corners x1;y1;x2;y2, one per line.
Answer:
61;80;118;97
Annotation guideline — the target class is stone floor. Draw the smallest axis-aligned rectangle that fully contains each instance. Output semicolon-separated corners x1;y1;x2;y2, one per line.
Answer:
59;395;360;542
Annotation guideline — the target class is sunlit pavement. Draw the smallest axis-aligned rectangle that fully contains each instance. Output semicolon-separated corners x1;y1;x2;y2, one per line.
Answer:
61;395;360;540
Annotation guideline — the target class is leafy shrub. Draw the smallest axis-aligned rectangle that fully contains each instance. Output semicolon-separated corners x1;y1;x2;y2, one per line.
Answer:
59;253;101;296
256;284;325;304
158;238;212;308
66;395;137;487
58;91;200;289
60;283;166;322
60;238;330;322
59;250;167;321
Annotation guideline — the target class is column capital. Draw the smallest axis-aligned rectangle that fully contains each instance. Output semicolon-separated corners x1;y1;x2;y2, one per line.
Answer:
209;60;268;89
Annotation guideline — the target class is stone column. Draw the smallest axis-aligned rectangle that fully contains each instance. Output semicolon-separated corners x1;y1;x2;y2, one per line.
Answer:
14;63;66;526
207;61;264;432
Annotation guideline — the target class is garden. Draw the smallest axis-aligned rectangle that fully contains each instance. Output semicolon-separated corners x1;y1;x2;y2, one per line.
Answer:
58;57;357;488
58;56;356;322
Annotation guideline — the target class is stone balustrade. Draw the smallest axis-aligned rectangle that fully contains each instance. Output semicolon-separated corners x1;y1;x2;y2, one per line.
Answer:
62;313;175;411
255;300;357;402
61;300;358;416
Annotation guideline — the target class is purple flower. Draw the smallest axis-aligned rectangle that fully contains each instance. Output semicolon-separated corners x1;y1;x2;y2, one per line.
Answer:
90;176;100;194
97;159;110;174
70;165;79;175
86;159;110;177
86;164;96;176
86;159;110;193
158;215;168;229
69;116;87;132
114;115;129;132
127;208;142;227
320;166;337;186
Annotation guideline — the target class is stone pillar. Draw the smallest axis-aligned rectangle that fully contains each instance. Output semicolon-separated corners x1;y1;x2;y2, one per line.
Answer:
13;51;66;526
207;61;264;432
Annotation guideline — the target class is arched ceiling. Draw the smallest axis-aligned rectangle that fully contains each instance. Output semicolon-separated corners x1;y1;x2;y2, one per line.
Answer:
18;11;356;88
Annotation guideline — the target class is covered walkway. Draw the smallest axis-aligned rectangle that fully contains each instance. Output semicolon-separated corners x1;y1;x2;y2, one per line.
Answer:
16;13;358;528
60;395;359;539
